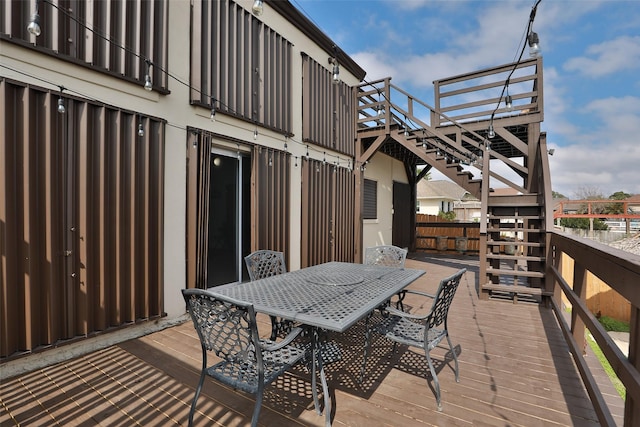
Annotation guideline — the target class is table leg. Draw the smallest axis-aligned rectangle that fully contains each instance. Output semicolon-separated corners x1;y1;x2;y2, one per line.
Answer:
311;328;320;415
312;327;332;426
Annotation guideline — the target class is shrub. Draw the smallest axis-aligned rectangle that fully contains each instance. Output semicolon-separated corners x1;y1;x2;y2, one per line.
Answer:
598;315;630;333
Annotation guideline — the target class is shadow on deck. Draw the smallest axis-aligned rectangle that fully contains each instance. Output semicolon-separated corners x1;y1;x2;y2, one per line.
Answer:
1;254;622;426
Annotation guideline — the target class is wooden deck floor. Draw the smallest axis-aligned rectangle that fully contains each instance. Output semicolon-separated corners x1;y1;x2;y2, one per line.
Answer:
1;254;623;426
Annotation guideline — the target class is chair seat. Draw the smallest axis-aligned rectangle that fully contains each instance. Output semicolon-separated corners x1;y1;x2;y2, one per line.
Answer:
375;316;447;351
207;338;307;395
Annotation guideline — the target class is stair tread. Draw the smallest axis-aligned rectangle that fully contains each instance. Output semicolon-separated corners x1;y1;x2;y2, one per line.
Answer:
487;228;542;233
487;240;543;246
486;267;545;278
486;254;546;261
482;283;552;296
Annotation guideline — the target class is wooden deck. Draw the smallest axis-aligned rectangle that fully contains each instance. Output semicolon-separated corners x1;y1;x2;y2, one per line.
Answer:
1;254;623;426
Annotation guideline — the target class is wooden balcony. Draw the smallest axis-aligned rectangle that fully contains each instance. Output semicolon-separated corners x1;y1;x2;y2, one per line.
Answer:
3;240;633;426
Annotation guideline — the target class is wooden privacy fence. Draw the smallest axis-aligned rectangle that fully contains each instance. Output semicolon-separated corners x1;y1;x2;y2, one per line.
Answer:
415;214;480;252
560;253;632;323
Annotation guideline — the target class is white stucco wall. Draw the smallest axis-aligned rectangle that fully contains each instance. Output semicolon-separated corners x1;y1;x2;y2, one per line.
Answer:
362;153;408;253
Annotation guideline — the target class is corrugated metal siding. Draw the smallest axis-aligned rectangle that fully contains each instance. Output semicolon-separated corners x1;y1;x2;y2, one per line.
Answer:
252;146;290;254
300;159;355;267
191;0;292;134
1;79;165;360
186;130;212;290
0;0;169;91
302;54;355;157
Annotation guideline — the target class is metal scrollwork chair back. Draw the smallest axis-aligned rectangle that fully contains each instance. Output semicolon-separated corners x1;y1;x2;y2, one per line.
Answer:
244;250;295;340
361;268;466;411
182;289;307;427
365;245;409;310
364;245;407;268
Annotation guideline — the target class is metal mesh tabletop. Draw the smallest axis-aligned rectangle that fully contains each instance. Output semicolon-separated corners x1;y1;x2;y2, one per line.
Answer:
214;262;425;332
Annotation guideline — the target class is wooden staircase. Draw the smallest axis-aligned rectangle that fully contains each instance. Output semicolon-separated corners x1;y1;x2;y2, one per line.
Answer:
355;57;554;303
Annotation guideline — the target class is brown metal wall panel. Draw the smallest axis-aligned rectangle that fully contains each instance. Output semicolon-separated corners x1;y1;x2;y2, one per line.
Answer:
252;146;290;253
0;80;164;360
0;0;168;91
300;160;355;267
191;0;292;134
301;55;355;157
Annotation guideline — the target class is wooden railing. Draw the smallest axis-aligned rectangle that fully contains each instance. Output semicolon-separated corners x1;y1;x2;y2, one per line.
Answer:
549;231;640;427
432;57;543;126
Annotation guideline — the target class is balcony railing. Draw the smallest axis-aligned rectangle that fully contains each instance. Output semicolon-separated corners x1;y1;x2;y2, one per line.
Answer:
549;231;640;427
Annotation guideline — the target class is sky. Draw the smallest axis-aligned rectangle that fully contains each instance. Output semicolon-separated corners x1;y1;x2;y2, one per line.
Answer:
293;0;640;199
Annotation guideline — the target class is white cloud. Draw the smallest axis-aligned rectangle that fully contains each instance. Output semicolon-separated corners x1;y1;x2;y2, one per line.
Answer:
563;36;640;77
549;95;640;196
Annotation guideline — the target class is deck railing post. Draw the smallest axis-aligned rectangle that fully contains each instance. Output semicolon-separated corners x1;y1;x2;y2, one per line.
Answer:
572;263;588;355
626;306;640;426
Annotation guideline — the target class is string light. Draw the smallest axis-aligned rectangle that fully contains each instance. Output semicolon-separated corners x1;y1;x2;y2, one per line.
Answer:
252;0;263;16
487;0;542;143
57;86;65;114
144;60;153;91
210;96;216;121
14;2;367;174
27;1;41;36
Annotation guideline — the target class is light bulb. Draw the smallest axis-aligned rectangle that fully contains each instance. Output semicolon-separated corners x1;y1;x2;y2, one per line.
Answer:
27;13;41;36
252;0;263;16
144;74;152;91
528;32;541;58
57;97;65;114
488;124;495;139
332;64;340;84
138;123;144;137
210;107;216;121
505;95;513;112
253;128;258;140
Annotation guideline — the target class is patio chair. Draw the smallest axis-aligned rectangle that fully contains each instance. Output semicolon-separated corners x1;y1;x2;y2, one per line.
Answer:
364;245;407;267
244;250;294;340
182;289;308;427
361;268;466;411
365;245;408;310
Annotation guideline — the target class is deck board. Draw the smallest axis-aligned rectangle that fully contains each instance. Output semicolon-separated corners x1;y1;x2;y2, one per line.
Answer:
1;254;624;426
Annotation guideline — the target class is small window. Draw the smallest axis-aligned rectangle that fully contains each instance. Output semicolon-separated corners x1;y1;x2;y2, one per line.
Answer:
363;179;377;220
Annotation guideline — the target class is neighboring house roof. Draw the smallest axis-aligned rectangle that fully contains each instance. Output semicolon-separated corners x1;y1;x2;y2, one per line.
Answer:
417;180;477;202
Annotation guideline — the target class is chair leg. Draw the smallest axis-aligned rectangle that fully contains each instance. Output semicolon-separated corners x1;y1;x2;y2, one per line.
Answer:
269;315;279;341
446;333;460;382
251;387;263;427
425;350;442;411
189;349;208;427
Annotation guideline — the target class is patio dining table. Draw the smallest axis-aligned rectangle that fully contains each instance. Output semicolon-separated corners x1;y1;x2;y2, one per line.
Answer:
214;261;425;426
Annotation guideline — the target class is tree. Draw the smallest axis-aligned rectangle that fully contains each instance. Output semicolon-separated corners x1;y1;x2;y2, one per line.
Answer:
552;191;566;199
605;191;631;214
573;186;604;200
438;211;457;221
